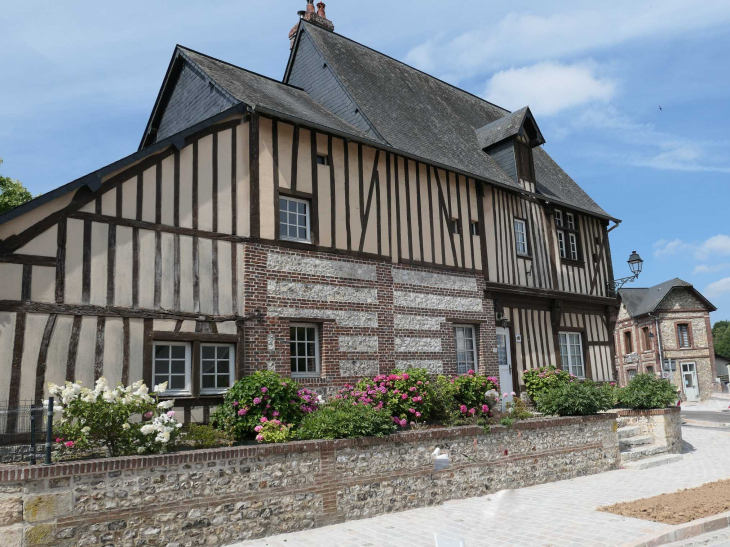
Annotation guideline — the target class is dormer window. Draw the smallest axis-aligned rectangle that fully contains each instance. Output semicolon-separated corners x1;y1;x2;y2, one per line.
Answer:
515;140;535;183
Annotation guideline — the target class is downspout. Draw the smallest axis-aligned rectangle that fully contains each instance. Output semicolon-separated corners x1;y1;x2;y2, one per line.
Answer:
648;312;666;382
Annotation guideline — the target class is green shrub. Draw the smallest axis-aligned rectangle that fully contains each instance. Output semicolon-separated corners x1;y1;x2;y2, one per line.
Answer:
297;399;396;440
523;366;574;401
535;380;614;416
619;374;678;409
500;417;514;427
211;371;320;441
182;424;234;449
508;398;533;420
430;375;459;422
254;419;293;443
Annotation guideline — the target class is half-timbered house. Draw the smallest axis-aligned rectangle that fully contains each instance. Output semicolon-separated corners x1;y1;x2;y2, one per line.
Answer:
0;2;620;422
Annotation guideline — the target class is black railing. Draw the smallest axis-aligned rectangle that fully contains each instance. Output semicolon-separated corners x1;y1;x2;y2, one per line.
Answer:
0;398;54;464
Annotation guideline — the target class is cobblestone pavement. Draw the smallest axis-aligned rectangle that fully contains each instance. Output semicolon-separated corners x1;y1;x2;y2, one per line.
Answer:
231;426;730;547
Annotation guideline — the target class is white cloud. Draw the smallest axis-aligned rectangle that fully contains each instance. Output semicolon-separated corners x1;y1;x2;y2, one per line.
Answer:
573;107;730;173
404;2;730;79
653;239;691;258
484;62;616;116
705;277;730;298
654;235;730;260
694;263;730;274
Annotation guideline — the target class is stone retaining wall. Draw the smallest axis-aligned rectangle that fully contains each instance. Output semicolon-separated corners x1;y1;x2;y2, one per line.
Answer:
0;414;620;547
615;407;682;453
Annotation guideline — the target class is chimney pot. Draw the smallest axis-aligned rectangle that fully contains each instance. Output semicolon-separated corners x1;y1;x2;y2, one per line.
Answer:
306;0;315;13
317;2;326;18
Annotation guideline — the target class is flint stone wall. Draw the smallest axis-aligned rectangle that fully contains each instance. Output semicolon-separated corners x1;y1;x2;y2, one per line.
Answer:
615;407;682;453
0;414;619;547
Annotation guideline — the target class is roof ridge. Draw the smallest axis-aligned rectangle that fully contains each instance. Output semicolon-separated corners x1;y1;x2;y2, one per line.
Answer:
301;21;511;117
177;45;306;93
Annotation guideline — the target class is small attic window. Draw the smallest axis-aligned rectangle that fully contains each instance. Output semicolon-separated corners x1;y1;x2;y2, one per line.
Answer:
316;155;329;166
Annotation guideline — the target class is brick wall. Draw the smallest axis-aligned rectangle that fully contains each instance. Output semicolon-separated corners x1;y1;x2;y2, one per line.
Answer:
0;414;619;546
243;243;498;395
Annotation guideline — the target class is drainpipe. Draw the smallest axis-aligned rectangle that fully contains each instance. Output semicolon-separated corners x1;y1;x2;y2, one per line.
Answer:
649;312;669;385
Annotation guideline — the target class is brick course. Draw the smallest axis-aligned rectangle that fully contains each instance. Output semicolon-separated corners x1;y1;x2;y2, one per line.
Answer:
242;243;498;394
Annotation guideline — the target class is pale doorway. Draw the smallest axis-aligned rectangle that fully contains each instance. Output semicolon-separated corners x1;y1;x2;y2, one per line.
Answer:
682;362;699;401
496;327;514;410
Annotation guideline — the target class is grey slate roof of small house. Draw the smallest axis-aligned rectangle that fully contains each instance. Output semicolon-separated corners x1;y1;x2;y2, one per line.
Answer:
178;47;372;140
619;278;717;317
475;107;531;150
294;22;613;220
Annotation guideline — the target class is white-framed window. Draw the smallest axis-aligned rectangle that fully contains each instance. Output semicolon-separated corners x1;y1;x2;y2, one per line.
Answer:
677;324;691;348
279;196;311;242
455;325;478;375
555;209;580;261
568;233;578;260
470;221;479;236
513;219;528;256
566;212;575;230
200;343;235;394
153;342;191;395
627;368;638;380
559;332;585;379
290;323;320;377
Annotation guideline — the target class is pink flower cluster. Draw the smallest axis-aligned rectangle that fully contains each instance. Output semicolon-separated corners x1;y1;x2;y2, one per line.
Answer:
298;388;321;414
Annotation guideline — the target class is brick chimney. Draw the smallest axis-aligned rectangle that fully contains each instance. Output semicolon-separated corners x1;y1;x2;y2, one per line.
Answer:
289;0;335;49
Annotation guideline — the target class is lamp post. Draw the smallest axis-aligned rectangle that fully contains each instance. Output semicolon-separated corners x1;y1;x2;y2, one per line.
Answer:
608;251;644;296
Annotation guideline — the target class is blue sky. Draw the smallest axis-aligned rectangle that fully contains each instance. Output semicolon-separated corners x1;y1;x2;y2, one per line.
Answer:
1;1;729;321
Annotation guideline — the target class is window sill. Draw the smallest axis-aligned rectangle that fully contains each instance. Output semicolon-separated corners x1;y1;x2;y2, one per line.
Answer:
292;374;321;379
560;258;585;267
279;237;312;245
516;253;532;260
200;390;229;396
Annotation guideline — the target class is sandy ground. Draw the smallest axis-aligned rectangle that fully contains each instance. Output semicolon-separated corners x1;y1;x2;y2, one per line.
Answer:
600;479;730;525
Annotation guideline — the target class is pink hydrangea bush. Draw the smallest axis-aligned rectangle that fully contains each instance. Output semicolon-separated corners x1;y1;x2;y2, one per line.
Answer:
452;370;500;419
334;368;436;427
211;371;322;441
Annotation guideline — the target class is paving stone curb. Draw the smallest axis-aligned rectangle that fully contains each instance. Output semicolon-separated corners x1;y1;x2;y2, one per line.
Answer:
622;510;730;547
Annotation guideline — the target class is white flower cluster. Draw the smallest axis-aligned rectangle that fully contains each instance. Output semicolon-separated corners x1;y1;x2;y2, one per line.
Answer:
48;378;158;407
140;410;182;445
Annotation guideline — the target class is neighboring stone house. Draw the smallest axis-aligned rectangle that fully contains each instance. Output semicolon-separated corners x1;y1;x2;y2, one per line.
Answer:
0;1;620;425
616;279;717;400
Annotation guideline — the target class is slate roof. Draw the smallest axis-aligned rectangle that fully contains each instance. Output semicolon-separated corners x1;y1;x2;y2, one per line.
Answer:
619;278;717;317
295;22;613;220
178;47;372;140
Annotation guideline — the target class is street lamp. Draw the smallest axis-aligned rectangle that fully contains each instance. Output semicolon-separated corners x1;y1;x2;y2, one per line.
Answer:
608;251;644;295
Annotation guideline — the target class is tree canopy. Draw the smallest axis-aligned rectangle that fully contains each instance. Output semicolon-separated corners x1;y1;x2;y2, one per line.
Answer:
713;320;730;359
0;159;34;215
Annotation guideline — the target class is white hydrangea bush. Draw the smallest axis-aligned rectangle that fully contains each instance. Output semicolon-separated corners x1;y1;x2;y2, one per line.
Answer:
48;378;182;458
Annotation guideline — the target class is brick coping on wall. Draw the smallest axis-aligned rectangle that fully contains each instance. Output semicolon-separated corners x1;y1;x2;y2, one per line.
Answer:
0;413;615;483
614;407;681;417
